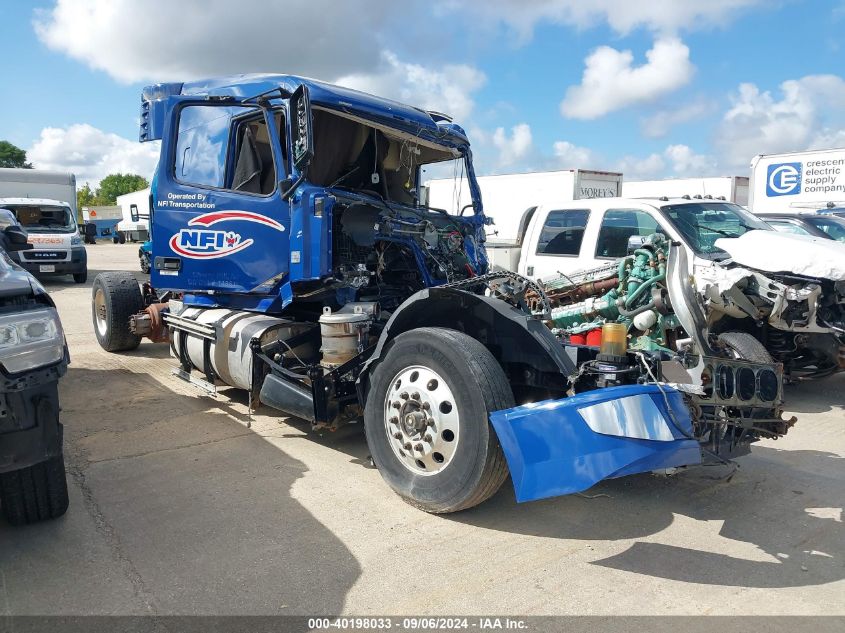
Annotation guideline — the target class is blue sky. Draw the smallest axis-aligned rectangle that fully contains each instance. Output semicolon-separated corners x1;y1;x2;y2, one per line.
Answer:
2;1;845;187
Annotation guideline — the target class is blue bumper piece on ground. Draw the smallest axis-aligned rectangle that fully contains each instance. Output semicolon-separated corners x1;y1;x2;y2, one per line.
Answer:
489;385;702;503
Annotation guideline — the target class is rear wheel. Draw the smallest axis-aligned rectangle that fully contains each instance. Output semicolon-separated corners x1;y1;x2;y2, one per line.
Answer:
118;232;126;244
0;454;69;526
92;271;144;352
364;327;513;513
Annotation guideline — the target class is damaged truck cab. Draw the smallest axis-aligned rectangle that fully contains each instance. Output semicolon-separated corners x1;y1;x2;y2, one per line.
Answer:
93;75;792;512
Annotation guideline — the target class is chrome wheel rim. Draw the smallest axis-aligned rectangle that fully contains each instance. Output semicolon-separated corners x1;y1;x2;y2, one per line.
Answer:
94;288;108;336
383;365;460;476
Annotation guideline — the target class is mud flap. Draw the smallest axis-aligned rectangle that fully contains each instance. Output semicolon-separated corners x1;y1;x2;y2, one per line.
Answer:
489;385;701;503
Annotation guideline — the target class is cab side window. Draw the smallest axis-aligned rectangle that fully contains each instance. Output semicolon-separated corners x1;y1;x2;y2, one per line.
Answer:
768;220;811;236
174;105;281;195
535;209;590;256
595;209;661;258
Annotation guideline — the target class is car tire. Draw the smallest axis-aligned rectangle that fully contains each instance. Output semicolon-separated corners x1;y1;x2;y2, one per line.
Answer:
73;270;88;284
0;454;69;526
717;331;773;363
92;271;144;352
364;327;514;513
118;232;126;244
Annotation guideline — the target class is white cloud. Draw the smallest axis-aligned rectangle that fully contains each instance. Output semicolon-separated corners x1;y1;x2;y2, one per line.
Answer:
491;123;533;167
613;152;666;179
715;75;845;168
561;37;695;119
33;0;400;83
27;124;160;187
336;52;486;121
552;140;597;167
447;1;764;42
641;98;717;138
663;144;715;174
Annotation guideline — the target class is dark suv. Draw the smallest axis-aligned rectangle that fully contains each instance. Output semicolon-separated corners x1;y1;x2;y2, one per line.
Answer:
0;209;69;525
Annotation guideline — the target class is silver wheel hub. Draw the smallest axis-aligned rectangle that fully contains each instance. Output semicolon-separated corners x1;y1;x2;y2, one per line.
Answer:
384;365;459;476
94;288;108;336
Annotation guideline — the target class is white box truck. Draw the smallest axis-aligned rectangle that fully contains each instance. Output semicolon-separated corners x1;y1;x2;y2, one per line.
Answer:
0;169;87;283
749;148;845;213
116;187;151;243
0;168;77;218
423;169;622;271
623;176;749;206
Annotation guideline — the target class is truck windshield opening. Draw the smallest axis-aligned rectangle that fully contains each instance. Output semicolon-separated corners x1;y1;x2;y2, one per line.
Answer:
660;202;770;257
8;204;76;234
310;108;460;207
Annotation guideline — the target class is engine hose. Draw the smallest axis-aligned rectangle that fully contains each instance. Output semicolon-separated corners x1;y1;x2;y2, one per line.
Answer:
633;248;655;262
616;257;632;291
624;273;665;308
618;300;656;318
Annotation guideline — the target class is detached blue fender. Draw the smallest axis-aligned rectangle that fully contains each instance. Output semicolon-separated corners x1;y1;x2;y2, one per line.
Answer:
489;384;701;503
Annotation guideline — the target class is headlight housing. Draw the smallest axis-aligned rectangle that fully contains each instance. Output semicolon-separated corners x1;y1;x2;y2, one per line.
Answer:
71;235;83;245
0;308;65;374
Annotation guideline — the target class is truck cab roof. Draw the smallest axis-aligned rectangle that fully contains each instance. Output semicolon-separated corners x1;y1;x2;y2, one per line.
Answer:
142;74;470;147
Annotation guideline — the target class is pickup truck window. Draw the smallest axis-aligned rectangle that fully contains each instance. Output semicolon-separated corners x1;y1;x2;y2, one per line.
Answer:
768;220;812;236
595;209;661;258
175;105;279;195
805;216;845;241
660;202;770;256
535;209;589;256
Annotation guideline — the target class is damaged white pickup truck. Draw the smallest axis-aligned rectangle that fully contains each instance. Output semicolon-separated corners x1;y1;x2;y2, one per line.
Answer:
520;197;845;380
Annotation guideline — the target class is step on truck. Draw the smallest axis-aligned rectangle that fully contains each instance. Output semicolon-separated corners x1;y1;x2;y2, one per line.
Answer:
91;75;793;512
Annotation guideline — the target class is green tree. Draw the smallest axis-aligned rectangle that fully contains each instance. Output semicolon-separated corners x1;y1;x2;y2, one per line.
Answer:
95;173;149;205
77;183;96;210
0;141;32;168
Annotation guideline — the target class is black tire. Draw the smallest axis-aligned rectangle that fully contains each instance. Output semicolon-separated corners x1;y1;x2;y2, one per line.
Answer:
364;327;514;513
717;331;773;363
92;271;144;352
139;252;151;275
73;270;88;284
0;454;69;526
118;232;126;244
112;236;119;244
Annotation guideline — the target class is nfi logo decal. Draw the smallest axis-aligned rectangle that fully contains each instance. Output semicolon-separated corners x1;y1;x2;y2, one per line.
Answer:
766;162;802;197
169;211;285;259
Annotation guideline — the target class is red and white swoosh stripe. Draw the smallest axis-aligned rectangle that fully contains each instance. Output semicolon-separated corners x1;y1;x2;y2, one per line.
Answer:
188;211;285;231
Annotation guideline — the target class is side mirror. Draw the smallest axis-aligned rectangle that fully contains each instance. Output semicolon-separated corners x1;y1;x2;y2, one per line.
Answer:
130;204;140;222
290;84;314;171
627;234;648;254
3;225;33;252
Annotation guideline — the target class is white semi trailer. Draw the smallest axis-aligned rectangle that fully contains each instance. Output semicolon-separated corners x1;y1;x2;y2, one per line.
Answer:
116;187;151;242
623;176;749;206
749;148;845;213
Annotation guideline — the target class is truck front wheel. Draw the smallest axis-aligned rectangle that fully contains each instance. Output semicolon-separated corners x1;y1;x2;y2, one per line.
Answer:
364;327;514;513
0;454;69;526
92;272;144;352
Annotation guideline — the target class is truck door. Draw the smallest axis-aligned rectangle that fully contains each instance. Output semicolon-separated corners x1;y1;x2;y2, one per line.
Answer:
152;101;290;294
518;207;591;279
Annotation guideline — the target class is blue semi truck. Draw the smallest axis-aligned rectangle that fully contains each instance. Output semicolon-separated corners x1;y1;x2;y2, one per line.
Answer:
90;75;793;512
